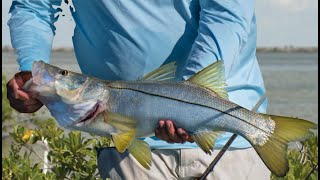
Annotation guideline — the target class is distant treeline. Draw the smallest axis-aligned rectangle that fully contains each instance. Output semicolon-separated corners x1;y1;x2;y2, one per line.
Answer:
256;46;318;53
2;46;318;53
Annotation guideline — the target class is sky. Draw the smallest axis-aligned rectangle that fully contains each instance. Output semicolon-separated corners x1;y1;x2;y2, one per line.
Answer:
2;0;318;48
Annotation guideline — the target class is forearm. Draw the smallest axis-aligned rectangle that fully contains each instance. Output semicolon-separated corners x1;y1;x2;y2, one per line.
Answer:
182;0;255;80
8;0;62;71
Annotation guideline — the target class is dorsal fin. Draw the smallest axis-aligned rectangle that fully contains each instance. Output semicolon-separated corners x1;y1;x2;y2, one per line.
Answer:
187;60;228;100
141;61;177;81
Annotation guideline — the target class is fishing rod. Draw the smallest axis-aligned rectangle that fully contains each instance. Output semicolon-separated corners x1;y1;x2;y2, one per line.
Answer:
197;94;267;180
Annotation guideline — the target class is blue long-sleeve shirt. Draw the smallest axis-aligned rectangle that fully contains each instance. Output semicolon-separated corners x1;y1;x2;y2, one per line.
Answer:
8;0;267;149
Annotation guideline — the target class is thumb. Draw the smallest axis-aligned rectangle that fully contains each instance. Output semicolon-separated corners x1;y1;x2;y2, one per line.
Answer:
15;71;32;84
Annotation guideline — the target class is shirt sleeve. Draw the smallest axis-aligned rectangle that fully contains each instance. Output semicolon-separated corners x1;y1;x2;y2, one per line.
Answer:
7;0;62;71
182;0;255;80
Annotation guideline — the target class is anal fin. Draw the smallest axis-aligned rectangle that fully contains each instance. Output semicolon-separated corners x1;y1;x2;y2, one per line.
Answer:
191;130;223;155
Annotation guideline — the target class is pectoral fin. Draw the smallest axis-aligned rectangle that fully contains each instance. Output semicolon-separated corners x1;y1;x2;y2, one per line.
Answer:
103;112;137;132
191;130;223;155
112;130;136;153
104;112;138;153
128;139;152;169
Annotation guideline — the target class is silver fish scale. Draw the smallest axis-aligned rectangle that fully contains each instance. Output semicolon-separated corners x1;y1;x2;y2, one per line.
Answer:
105;81;275;146
107;81;222;108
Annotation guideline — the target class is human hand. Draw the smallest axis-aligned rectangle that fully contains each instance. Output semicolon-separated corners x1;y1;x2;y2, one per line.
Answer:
155;120;194;144
6;71;43;113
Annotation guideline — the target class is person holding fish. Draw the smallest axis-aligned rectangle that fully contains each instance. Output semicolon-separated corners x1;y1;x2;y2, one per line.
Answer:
7;0;315;180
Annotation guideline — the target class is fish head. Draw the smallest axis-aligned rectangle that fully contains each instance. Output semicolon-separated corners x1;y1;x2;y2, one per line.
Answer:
26;61;109;128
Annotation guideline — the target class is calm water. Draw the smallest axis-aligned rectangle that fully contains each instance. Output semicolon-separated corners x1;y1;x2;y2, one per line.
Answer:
2;51;318;123
257;52;318;123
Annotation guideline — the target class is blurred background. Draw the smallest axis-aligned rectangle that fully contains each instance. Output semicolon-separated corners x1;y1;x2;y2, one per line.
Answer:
2;0;318;179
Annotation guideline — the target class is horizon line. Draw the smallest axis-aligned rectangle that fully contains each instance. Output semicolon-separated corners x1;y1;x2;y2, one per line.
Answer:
2;45;318;53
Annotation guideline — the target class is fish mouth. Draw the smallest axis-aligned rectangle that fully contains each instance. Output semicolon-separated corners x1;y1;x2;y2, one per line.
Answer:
22;61;55;96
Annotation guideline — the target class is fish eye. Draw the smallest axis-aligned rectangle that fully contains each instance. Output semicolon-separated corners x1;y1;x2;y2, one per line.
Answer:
60;70;69;76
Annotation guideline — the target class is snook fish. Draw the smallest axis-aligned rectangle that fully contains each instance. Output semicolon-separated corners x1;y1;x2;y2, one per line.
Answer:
23;60;316;177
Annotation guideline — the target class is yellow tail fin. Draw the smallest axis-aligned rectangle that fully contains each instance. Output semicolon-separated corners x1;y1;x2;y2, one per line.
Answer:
253;115;317;177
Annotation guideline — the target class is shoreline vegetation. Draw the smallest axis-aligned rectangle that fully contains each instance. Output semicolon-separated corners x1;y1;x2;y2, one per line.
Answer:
2;46;318;53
